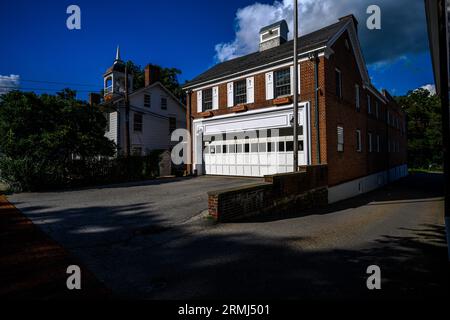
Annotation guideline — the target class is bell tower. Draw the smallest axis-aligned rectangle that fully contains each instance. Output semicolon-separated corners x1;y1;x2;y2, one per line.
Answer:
103;46;133;100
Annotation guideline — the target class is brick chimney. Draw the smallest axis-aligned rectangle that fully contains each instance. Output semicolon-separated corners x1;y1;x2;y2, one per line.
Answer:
145;64;161;87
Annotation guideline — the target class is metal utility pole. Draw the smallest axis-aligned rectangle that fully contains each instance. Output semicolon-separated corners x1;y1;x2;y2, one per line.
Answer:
292;0;299;172
124;65;131;157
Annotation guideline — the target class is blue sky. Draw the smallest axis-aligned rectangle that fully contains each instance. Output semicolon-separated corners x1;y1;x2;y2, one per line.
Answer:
0;0;434;100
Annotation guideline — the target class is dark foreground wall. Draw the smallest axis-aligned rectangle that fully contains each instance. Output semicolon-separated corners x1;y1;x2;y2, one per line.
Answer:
208;165;328;222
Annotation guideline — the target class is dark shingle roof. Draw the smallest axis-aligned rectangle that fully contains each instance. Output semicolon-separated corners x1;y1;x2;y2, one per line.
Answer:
184;19;348;88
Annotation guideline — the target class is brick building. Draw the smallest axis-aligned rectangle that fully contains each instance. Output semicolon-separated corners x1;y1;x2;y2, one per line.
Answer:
183;15;407;202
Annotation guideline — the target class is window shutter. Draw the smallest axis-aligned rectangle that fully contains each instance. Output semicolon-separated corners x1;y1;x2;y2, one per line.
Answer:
197;90;202;113
265;72;274;100
246;77;254;104
212;86;219;110
227;82;234;107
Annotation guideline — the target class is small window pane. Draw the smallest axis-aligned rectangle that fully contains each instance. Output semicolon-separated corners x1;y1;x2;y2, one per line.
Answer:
223;145;227;153
278;141;285;152
236;144;243;153
244;143;250;153
251;143;258;152
286;141;294;152
259;143;266;152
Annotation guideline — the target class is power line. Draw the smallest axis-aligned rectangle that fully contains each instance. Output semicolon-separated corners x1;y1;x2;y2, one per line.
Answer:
0;86;101;93
19;79;101;87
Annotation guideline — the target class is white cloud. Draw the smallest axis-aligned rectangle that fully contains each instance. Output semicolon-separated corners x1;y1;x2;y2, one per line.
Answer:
0;74;20;95
214;0;428;64
420;84;436;95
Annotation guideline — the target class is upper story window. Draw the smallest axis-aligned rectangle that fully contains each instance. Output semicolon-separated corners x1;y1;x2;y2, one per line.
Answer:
375;101;379;119
367;95;372;114
133;113;143;132
274;68;291;98
202;88;213;111
355;84;360;111
368;132;373;152
356;129;362;152
337;125;344;152
144;94;151;108
234;80;247;105
161;97;168;110
335;69;342;98
105;77;113;94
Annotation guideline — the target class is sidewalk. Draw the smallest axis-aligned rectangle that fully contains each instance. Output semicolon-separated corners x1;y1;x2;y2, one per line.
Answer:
0;195;112;299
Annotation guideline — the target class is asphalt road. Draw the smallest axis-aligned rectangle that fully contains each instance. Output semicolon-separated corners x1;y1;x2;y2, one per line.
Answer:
8;173;450;299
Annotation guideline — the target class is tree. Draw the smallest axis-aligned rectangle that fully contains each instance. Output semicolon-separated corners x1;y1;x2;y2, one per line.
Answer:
397;88;442;169
125;61;185;103
0;89;115;190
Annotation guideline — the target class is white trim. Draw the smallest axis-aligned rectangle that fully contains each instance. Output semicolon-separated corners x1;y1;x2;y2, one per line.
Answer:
192;101;312;177
184;49;326;90
193;104;299;123
260;27;281;43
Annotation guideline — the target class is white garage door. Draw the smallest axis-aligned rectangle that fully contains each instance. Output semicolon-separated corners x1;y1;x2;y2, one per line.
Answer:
203;126;307;177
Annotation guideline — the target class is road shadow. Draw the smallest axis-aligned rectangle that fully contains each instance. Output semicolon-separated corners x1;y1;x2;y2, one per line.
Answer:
240;173;444;223
3;172;448;300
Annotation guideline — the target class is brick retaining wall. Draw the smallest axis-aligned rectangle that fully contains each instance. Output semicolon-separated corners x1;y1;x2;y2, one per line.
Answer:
208;165;328;222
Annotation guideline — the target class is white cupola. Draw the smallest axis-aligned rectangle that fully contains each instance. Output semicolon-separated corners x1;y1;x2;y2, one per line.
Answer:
103;46;133;99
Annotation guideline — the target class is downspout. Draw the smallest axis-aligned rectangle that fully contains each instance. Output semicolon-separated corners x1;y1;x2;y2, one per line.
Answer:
313;54;321;164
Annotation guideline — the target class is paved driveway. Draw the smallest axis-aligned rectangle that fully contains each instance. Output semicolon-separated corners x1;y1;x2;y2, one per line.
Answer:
7;176;262;249
7;173;449;299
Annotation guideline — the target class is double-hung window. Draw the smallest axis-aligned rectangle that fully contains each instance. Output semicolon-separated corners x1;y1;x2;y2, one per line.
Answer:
337;126;344;152
274;68;291;98
234;80;247;105
202;88;213;111
356;129;362;152
355;84;360;110
335;69;342;98
144;94;151;108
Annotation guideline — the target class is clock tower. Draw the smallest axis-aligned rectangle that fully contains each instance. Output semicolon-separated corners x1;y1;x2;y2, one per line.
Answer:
103;46;133;101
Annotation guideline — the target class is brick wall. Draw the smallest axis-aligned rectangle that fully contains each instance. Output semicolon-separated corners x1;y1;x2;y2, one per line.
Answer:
208;165;328;222
323;31;407;186
187;28;407;187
